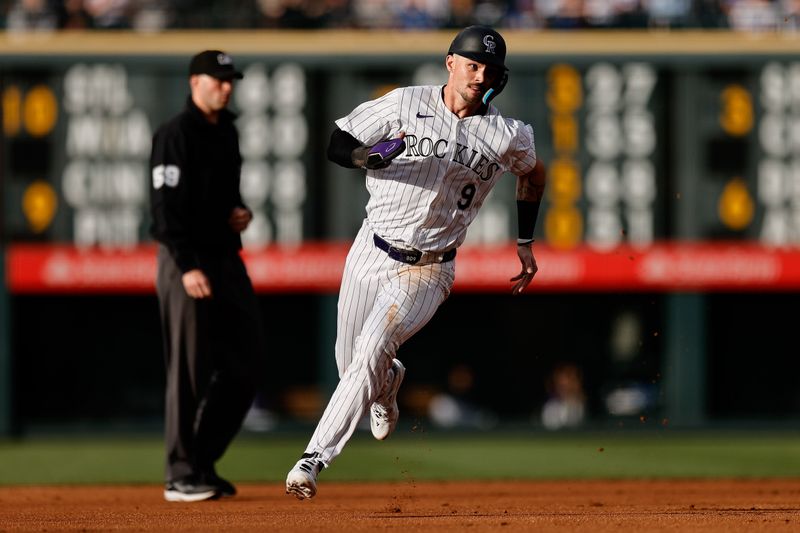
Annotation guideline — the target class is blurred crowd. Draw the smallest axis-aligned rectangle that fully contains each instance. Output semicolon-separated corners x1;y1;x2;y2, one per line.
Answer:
2;0;799;32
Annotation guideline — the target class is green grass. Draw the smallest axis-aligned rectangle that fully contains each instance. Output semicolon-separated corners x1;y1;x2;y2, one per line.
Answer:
1;431;799;485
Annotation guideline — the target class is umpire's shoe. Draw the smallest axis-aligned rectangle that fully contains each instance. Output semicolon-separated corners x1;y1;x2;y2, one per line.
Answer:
164;475;220;502
286;452;325;500
203;469;237;497
370;358;406;441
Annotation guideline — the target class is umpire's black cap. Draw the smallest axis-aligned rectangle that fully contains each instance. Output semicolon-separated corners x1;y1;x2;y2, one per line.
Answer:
189;50;244;80
447;26;507;70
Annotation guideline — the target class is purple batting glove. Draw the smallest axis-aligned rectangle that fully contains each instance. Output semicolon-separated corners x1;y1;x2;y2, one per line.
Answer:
365;138;406;169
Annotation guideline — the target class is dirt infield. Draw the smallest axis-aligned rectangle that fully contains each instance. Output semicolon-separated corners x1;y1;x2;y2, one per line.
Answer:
1;480;798;532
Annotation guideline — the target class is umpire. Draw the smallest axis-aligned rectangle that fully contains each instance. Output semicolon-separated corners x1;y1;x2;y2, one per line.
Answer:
150;50;265;502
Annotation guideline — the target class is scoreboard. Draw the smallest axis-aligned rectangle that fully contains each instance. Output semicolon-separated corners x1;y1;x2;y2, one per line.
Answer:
543;61;662;250
2;31;800;292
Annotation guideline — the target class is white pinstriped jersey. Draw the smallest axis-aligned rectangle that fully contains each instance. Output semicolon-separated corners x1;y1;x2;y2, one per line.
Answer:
335;84;537;252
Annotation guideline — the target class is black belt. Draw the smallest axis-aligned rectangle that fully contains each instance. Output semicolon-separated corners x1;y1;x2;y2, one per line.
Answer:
373;234;456;265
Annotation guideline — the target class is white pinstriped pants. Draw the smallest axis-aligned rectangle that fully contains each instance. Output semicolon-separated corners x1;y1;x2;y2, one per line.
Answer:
305;219;455;465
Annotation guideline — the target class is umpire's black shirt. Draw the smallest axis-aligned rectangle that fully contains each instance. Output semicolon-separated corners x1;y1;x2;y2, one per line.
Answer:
150;96;246;273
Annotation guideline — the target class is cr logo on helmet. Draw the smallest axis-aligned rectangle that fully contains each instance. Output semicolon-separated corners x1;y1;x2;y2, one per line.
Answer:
483;35;496;55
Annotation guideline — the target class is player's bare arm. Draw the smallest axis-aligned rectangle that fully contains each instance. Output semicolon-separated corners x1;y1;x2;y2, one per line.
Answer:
511;159;547;295
516;159;546;202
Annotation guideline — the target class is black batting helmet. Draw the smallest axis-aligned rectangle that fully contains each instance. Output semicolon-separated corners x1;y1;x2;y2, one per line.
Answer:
447;25;507;71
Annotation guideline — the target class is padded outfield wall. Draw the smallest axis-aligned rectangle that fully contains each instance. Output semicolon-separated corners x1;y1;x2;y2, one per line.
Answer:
1;31;800;434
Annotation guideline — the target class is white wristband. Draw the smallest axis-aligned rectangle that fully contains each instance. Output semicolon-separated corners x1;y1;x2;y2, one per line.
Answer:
517;238;534;245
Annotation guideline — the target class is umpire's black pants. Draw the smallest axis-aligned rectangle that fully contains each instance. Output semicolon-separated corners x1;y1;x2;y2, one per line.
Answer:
156;246;265;482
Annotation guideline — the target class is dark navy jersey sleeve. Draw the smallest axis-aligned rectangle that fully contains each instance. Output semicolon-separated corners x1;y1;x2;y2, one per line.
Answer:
150;118;199;273
150;100;247;272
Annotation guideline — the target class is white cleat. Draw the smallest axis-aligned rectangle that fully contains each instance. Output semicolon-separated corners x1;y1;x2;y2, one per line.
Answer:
370;358;406;441
286;453;324;500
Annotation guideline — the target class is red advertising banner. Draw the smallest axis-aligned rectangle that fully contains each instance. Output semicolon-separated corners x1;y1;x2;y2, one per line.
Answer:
6;242;800;294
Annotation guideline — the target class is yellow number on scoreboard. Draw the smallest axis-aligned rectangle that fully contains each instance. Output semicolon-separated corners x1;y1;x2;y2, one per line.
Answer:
719;85;753;137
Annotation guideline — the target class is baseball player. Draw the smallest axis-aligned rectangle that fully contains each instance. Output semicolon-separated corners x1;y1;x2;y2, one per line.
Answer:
150;50;266;502
286;26;546;499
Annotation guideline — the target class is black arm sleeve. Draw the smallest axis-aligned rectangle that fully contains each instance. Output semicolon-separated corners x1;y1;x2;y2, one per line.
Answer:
327;127;363;169
517;200;541;241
